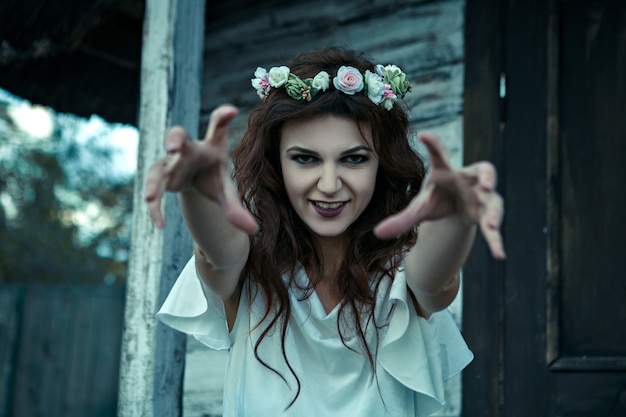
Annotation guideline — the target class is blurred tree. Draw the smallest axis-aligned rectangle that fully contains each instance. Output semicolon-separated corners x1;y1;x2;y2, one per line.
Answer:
0;100;134;285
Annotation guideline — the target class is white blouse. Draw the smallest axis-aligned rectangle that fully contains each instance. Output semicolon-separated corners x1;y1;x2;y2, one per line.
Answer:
157;256;473;417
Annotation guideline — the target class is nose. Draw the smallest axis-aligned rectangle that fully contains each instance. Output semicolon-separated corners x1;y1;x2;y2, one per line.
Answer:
317;164;342;194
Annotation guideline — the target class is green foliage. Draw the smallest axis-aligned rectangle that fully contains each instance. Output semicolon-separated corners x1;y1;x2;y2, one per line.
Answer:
0;101;134;285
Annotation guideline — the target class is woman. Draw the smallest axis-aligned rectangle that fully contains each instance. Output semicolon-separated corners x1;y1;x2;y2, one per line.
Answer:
146;47;504;416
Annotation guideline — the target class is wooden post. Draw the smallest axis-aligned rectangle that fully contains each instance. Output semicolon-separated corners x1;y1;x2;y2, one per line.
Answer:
462;0;506;414
118;0;206;416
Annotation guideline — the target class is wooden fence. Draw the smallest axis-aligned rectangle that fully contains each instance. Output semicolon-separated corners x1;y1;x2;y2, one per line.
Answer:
0;285;125;417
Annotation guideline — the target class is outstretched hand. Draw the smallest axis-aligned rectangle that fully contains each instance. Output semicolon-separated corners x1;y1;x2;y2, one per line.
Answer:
144;104;258;234
374;132;505;260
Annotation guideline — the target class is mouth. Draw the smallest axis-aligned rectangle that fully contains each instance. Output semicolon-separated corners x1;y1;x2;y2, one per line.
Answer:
311;200;348;217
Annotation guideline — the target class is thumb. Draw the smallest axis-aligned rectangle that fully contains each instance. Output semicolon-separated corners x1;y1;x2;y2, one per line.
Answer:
225;197;259;235
374;190;429;238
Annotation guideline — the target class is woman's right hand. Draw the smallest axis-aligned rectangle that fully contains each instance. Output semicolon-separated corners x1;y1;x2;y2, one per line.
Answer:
144;104;258;234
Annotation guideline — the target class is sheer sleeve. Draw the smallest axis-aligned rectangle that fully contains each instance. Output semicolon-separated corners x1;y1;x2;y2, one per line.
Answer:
378;269;474;415
156;256;232;350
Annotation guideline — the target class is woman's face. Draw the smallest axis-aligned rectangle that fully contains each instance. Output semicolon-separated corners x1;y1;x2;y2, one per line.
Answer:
279;115;379;240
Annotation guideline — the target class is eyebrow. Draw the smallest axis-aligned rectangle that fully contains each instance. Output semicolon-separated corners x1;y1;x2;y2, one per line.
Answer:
285;145;373;156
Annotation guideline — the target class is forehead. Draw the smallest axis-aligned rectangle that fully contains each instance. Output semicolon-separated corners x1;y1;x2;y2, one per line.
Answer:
280;115;374;150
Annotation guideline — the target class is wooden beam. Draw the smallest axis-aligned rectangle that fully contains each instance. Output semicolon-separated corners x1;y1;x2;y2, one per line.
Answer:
462;0;506;415
118;0;205;416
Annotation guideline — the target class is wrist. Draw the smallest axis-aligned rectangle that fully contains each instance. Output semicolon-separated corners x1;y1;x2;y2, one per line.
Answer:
419;214;477;236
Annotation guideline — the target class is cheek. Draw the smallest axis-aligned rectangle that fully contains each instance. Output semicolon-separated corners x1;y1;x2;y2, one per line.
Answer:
282;168;307;202
351;169;378;201
364;175;378;200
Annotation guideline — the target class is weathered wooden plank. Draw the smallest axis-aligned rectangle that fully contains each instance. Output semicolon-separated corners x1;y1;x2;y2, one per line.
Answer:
501;0;551;414
117;4;171;412
461;0;506;415
558;0;626;358
204;0;448;52
118;0;205;416
13;287;74;416
0;286;22;417
201;0;466;150
2;286;124;417
65;291;94;416
64;286;125;416
152;0;206;414
117;0;177;414
96;287;125;414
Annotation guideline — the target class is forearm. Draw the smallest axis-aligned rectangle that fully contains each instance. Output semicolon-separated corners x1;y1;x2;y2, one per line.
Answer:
178;188;249;270
405;215;476;296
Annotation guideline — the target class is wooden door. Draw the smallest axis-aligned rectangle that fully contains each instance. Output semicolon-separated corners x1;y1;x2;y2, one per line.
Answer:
463;0;626;415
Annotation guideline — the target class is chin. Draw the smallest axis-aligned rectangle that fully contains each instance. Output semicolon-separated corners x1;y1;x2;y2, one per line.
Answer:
307;223;351;239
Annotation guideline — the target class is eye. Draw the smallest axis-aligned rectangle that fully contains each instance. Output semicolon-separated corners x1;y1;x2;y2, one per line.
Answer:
342;154;369;165
292;154;318;164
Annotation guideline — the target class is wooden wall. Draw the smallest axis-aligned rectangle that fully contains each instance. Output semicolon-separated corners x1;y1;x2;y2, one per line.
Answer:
0;285;125;417
201;0;466;167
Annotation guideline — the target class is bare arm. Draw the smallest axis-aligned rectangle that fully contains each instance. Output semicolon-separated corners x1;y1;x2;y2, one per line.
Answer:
178;188;250;298
375;132;504;317
403;216;475;316
178;188;249;329
144;105;257;322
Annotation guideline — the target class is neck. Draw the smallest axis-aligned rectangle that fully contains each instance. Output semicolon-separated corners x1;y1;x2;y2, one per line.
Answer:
308;235;346;313
312;234;347;280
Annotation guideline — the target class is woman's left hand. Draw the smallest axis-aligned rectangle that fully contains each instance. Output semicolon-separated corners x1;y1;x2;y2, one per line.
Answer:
374;132;505;260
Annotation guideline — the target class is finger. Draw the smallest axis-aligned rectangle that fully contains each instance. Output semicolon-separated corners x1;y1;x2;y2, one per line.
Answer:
485;192;504;229
164;126;191;154
203;104;239;146
373;211;411;239
464;161;498;191
216;169;259;234
160;153;183;188
222;193;259;235
480;193;506;259
480;221;506;260
374;191;429;238
144;162;167;228
419;132;451;171
147;197;165;228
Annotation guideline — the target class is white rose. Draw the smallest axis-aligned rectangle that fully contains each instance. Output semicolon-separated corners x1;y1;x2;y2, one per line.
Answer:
251;67;267;90
268;66;290;87
312;71;330;91
254;67;267;79
364;70;385;104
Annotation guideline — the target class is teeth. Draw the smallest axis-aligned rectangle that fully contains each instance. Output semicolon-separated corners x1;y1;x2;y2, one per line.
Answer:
315;201;343;210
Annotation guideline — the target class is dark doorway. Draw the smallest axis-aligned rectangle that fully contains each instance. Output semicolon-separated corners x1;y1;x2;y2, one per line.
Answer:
463;0;626;415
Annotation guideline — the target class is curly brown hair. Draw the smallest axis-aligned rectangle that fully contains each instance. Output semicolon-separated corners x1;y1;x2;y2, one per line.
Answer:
231;46;425;408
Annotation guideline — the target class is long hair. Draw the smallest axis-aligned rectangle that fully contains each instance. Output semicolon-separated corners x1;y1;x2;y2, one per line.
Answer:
231;46;425;407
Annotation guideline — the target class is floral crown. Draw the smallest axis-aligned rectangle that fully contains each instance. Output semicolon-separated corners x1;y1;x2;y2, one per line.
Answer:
251;63;412;111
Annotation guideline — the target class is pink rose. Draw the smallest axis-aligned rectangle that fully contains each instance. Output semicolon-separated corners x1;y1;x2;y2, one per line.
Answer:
333;66;364;95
